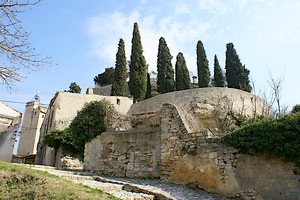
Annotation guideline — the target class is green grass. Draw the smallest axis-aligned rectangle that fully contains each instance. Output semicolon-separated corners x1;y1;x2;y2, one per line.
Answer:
0;161;120;200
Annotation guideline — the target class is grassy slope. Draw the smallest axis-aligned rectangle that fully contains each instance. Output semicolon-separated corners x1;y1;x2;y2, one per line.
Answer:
0;161;119;200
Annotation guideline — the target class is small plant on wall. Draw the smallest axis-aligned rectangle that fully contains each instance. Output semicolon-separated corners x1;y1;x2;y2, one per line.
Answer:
44;99;115;159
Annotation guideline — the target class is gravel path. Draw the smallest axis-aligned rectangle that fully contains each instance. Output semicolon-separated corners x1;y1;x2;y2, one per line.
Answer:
26;165;229;200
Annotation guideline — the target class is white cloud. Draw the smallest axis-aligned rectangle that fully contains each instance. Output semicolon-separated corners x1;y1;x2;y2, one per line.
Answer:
174;3;190;15
198;0;229;14
86;9;212;73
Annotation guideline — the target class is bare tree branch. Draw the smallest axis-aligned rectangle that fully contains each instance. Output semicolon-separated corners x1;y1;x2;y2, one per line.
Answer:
0;0;51;88
266;71;285;117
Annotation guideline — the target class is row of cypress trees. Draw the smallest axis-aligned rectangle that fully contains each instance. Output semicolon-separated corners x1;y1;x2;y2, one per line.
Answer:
111;23;148;101
110;22;252;101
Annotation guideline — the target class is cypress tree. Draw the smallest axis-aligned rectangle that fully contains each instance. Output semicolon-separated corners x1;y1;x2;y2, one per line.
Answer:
157;37;174;93
213;55;225;87
196;40;210;87
145;73;152;99
175;52;190;91
225;43;252;92
111;38;127;96
129;22;148;101
240;64;252;92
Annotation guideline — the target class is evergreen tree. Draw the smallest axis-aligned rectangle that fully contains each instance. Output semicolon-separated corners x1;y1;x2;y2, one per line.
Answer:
175;52;190;91
67;82;81;93
225;43;252;92
145;73;152;99
157;37;174;93
129;22;148;101
213;55;225;87
94;67;115;86
196;40;210;87
111;39;127;96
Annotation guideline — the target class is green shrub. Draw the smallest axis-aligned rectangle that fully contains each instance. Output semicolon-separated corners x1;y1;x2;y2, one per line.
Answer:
223;113;300;166
43;99;114;159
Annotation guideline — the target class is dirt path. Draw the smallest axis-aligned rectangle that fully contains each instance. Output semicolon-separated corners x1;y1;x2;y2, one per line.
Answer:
26;165;229;200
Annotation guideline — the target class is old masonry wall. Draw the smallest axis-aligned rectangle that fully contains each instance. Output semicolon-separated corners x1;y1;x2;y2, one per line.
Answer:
84;103;300;200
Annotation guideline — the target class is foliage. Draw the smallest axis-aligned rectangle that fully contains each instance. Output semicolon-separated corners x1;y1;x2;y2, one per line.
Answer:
43;100;114;158
197;40;210;87
69;100;114;157
43;128;75;151
67;82;81;93
213;55;225;87
223;113;300;166
225;43;252;92
157;37;174;93
292;104;300;114
94;67;115;86
145;73;152;99
129;22;148;101
0;1;51;88
0;161;119;200
175;52;191;91
111;39;127;96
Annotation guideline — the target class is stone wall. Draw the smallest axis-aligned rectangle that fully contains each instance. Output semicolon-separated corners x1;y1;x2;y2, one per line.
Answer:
160;103;299;199
84;127;161;178
129;88;269;136
84;102;299;199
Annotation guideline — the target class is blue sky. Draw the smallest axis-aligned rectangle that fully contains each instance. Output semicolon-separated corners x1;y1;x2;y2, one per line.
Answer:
1;0;300;114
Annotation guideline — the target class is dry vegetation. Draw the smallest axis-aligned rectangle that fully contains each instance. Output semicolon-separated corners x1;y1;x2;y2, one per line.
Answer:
0;161;119;200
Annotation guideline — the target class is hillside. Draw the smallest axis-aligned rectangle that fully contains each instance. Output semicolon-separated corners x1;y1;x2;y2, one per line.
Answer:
0;161;118;200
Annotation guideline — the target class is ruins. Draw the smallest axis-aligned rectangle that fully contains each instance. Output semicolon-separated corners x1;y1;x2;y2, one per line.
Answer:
34;88;299;199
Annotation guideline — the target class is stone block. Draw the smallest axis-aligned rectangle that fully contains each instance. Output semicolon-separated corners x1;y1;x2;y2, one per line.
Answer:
209;152;218;159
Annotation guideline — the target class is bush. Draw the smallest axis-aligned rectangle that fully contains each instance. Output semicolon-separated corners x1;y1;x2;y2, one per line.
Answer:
43;99;114;159
43;128;74;151
223;113;300;166
291;104;300;114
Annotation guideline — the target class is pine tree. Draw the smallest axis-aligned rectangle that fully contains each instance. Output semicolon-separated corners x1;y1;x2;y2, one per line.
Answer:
111;39;127;96
157;37;174;93
225;43;252;92
213;55;225;87
175;52;190;91
129;22;148;101
94;67;115;86
197;40;210;87
67;82;81;93
145;73;152;99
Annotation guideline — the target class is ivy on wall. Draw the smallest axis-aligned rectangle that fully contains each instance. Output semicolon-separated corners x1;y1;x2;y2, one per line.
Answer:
44;99;114;159
223;113;300;167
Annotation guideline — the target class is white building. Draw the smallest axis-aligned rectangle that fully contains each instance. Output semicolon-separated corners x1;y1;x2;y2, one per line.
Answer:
0;102;22;162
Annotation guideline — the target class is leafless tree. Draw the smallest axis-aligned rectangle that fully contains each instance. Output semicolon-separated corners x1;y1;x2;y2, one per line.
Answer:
0;0;50;89
265;71;287;117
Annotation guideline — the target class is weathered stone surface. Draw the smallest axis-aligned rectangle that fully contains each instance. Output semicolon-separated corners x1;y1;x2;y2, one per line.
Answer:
84;127;161;178
38;88;298;199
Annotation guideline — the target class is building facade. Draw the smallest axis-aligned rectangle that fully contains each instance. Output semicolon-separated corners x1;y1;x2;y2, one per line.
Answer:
0;102;22;162
35;92;133;166
17;99;47;156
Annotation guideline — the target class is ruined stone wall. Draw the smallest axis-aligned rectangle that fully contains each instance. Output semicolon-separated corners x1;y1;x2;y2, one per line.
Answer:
84;127;161;178
160;103;299;199
129;88;269;137
83;101;299;199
